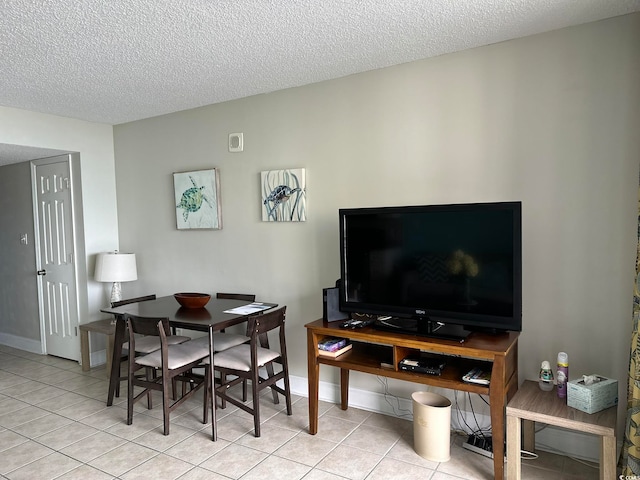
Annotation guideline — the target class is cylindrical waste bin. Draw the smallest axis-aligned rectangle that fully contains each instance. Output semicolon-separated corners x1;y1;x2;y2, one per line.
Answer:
412;391;452;462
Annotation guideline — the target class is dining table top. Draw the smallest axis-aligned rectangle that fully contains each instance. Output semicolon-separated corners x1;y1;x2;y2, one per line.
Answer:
100;294;278;332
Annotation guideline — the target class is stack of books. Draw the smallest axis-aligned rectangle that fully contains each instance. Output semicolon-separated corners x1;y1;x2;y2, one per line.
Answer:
317;337;352;358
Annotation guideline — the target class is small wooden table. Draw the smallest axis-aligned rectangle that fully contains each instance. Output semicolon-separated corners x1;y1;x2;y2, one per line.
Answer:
79;318;116;376
506;380;616;480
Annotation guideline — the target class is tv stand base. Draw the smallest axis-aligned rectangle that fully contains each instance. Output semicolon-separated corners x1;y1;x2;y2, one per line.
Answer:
374;317;470;342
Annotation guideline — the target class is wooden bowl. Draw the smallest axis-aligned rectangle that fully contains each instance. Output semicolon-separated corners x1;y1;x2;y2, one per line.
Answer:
174;293;211;309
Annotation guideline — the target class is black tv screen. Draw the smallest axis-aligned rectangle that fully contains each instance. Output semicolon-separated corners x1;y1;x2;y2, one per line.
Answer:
339;202;522;338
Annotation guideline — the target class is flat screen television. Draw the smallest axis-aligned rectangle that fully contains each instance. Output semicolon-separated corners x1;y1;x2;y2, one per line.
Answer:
339;201;522;340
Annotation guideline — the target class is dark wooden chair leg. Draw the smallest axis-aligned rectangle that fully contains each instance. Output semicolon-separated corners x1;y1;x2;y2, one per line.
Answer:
127;361;135;425
162;371;171;435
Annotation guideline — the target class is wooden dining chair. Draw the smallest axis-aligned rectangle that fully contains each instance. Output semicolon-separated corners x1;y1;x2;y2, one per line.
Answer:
190;292;256;352
111;294;157;309
183;292;256;397
125;313;210;435
216;292;255;302
215;292;256;347
112;294;156;397
203;306;292;437
113;294;190;398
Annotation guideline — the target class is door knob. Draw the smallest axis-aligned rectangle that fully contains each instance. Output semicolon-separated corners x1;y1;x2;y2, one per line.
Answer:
37;269;46;276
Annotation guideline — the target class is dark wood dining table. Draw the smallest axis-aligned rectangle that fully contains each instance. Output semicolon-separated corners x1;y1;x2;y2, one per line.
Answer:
100;295;277;441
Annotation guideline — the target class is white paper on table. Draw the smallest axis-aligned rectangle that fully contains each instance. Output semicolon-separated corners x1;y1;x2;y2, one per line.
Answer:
223;303;272;315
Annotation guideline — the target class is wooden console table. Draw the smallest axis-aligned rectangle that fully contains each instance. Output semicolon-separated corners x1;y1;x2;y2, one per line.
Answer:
305;319;519;480
79;318;116;377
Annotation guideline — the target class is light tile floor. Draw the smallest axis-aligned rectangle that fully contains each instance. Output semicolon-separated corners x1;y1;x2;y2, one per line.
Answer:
0;345;598;479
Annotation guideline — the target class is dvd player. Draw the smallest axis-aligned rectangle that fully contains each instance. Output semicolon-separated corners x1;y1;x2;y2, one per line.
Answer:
398;357;445;376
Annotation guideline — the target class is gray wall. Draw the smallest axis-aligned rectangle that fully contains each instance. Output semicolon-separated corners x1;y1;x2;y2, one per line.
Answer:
0;161;39;342
113;14;640;436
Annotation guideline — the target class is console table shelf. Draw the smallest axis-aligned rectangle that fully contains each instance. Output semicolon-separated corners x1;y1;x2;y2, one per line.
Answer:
306;319;519;480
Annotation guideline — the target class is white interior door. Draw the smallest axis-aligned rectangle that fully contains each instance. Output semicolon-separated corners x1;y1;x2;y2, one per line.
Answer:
33;155;80;360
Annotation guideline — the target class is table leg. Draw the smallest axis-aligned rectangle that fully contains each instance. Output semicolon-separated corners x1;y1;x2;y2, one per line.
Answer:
106;333;114;379
80;329;90;372
600;435;615;480
507;415;522;480
489;358;506;480
340;368;349;410
523;420;535;452
307;329;319;435
209;327;217;441
107;317;125;406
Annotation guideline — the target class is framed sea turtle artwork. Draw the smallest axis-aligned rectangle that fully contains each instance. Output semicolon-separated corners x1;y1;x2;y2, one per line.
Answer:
173;168;222;230
261;168;306;222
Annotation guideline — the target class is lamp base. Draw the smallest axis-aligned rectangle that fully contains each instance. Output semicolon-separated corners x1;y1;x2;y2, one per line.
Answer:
110;282;122;305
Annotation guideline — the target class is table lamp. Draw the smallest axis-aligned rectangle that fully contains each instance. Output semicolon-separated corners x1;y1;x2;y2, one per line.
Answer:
94;252;137;304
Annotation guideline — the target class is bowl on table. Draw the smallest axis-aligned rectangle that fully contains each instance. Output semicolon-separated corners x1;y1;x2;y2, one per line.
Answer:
173;293;211;309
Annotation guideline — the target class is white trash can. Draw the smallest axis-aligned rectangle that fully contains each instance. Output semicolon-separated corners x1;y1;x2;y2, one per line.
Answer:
412;391;452;462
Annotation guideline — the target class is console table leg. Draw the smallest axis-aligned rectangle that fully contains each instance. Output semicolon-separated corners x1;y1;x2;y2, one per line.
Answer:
491;405;506;480
490;357;506;480
507;415;521;480
307;329;320;434
340;368;349;410
80;329;90;372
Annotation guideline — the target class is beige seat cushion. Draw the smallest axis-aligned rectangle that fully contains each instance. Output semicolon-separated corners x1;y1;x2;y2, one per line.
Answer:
124;334;191;354
136;342;209;370
207;344;280;372
191;333;249;352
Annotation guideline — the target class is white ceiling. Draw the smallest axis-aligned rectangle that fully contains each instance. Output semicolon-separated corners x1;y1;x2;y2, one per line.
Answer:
1;0;639;164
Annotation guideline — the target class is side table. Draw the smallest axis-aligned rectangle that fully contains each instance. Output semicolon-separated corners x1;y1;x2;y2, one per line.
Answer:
79;319;116;377
506;380;616;480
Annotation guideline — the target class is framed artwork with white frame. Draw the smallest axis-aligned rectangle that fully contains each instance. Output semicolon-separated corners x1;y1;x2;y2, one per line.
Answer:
261;168;306;222
173;168;222;230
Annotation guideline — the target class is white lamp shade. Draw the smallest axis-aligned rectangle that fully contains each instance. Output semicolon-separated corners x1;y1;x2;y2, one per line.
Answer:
94;252;138;282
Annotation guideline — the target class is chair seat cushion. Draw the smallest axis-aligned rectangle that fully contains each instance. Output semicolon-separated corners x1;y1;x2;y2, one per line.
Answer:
192;333;249;352
136;342;210;370
124;335;191;354
208;344;280;371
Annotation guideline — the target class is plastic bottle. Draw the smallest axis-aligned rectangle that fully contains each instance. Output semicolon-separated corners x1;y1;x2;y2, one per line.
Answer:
556;352;569;398
538;361;554;391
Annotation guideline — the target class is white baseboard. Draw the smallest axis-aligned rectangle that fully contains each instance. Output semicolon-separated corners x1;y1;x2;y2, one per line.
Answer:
0;332;43;354
0;333;107;368
289;374;616;463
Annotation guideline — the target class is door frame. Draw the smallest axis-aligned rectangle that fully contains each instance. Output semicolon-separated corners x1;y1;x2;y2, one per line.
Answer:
31;153;88;359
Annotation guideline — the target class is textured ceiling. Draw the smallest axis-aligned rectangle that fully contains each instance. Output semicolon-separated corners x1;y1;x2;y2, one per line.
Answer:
1;0;639;128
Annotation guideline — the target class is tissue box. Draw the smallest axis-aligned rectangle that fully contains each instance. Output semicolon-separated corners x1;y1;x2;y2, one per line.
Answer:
567;376;618;414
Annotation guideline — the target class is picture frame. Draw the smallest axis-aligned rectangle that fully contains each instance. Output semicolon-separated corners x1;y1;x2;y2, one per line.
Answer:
173;168;222;230
261;168;306;222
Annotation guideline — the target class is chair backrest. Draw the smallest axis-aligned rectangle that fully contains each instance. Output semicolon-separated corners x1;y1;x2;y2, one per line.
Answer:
124;313;171;339
112;294;157;308
216;292;256;302
246;306;287;348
